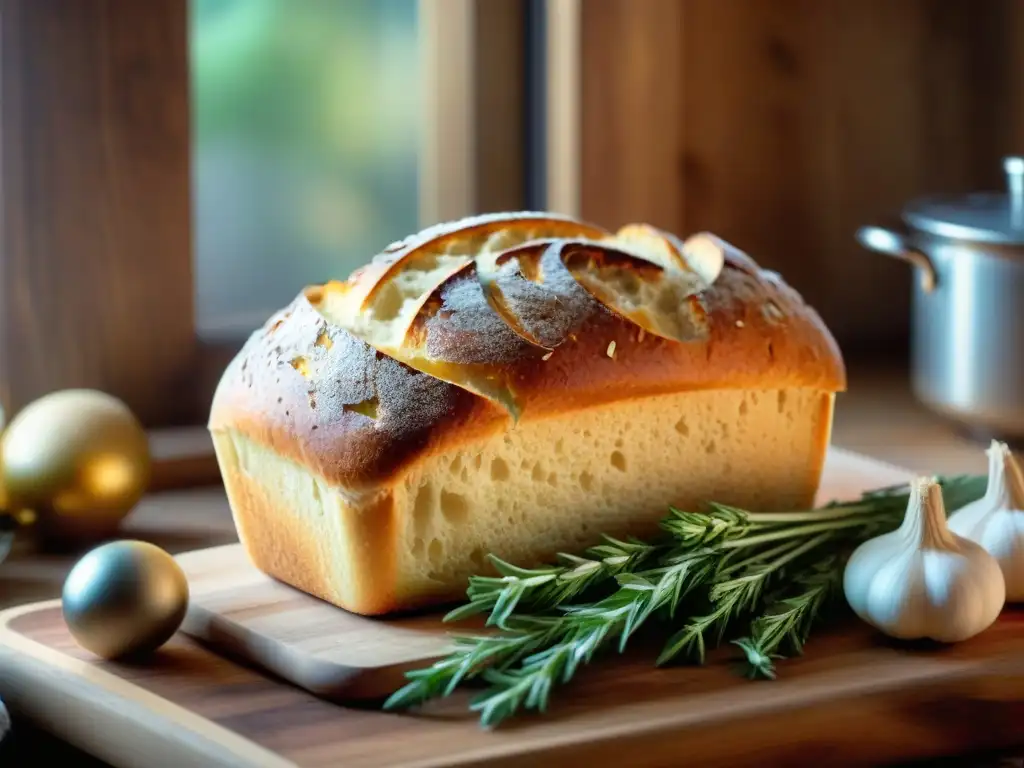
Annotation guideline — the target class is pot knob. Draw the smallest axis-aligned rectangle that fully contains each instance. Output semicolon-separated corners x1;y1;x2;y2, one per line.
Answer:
1005;156;1024;229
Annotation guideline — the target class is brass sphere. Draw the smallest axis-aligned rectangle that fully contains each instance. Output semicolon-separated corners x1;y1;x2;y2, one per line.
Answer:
1;389;151;542
62;540;189;659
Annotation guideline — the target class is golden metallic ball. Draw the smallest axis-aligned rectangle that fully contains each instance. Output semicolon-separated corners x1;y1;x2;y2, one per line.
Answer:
62;540;189;659
1;389;151;542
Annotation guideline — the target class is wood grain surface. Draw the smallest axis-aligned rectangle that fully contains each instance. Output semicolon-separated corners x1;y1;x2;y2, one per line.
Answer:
177;545;456;701
0;0;195;427
579;0;1024;357
0;447;1022;767
1;600;1023;768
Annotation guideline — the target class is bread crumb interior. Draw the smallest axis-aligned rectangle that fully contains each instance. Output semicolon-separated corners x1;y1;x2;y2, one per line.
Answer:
396;387;833;599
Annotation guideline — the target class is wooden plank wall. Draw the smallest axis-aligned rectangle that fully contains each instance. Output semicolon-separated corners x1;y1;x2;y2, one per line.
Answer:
0;0;195;426
580;0;1024;358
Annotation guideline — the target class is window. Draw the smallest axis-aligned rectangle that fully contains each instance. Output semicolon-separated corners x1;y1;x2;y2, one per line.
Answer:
192;0;423;341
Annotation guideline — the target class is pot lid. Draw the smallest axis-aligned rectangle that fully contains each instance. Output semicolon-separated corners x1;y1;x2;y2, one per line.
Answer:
902;157;1024;245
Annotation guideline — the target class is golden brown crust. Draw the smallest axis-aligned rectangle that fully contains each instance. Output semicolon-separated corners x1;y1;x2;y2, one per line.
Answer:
218;451;401;615
209;298;497;498
209;216;846;493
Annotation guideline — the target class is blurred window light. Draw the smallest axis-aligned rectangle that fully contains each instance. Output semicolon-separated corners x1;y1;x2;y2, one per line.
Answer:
190;0;421;341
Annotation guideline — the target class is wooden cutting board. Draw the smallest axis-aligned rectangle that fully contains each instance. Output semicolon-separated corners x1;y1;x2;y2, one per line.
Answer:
0;447;1022;768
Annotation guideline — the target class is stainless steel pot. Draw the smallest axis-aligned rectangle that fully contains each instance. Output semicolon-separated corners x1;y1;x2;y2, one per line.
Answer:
856;156;1024;440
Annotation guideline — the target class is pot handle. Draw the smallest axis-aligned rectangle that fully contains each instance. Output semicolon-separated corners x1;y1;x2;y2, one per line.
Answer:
855;226;938;293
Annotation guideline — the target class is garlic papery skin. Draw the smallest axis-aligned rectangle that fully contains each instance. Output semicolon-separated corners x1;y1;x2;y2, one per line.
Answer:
843;477;1006;643
947;440;1024;602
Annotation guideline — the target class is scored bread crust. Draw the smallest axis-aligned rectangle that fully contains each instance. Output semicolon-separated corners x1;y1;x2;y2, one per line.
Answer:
209;214;846;496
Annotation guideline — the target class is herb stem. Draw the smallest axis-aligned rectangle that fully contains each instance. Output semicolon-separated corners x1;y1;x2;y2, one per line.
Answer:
716;516;883;551
767;530;832;569
739;503;882;523
718;537;806;576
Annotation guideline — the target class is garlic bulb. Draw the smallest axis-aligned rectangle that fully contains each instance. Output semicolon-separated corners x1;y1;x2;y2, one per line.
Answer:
843;477;1005;643
947;440;1024;601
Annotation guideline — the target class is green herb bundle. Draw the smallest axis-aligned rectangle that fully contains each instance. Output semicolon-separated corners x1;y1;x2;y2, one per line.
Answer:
384;475;986;728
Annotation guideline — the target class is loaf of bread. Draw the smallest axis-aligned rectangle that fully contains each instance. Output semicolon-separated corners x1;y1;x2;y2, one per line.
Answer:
209;213;846;616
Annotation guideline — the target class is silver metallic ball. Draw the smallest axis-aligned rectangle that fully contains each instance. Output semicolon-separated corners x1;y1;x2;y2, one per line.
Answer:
62;540;189;660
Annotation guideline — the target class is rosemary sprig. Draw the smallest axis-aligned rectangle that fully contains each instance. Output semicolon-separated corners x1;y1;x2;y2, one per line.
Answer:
444;534;663;626
732;553;844;679
389;540;715;714
468;552;719;726
382;617;563;710
384;474;987;727
655;531;833;666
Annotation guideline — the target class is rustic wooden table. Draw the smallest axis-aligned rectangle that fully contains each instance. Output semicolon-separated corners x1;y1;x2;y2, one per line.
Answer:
0;367;1019;767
